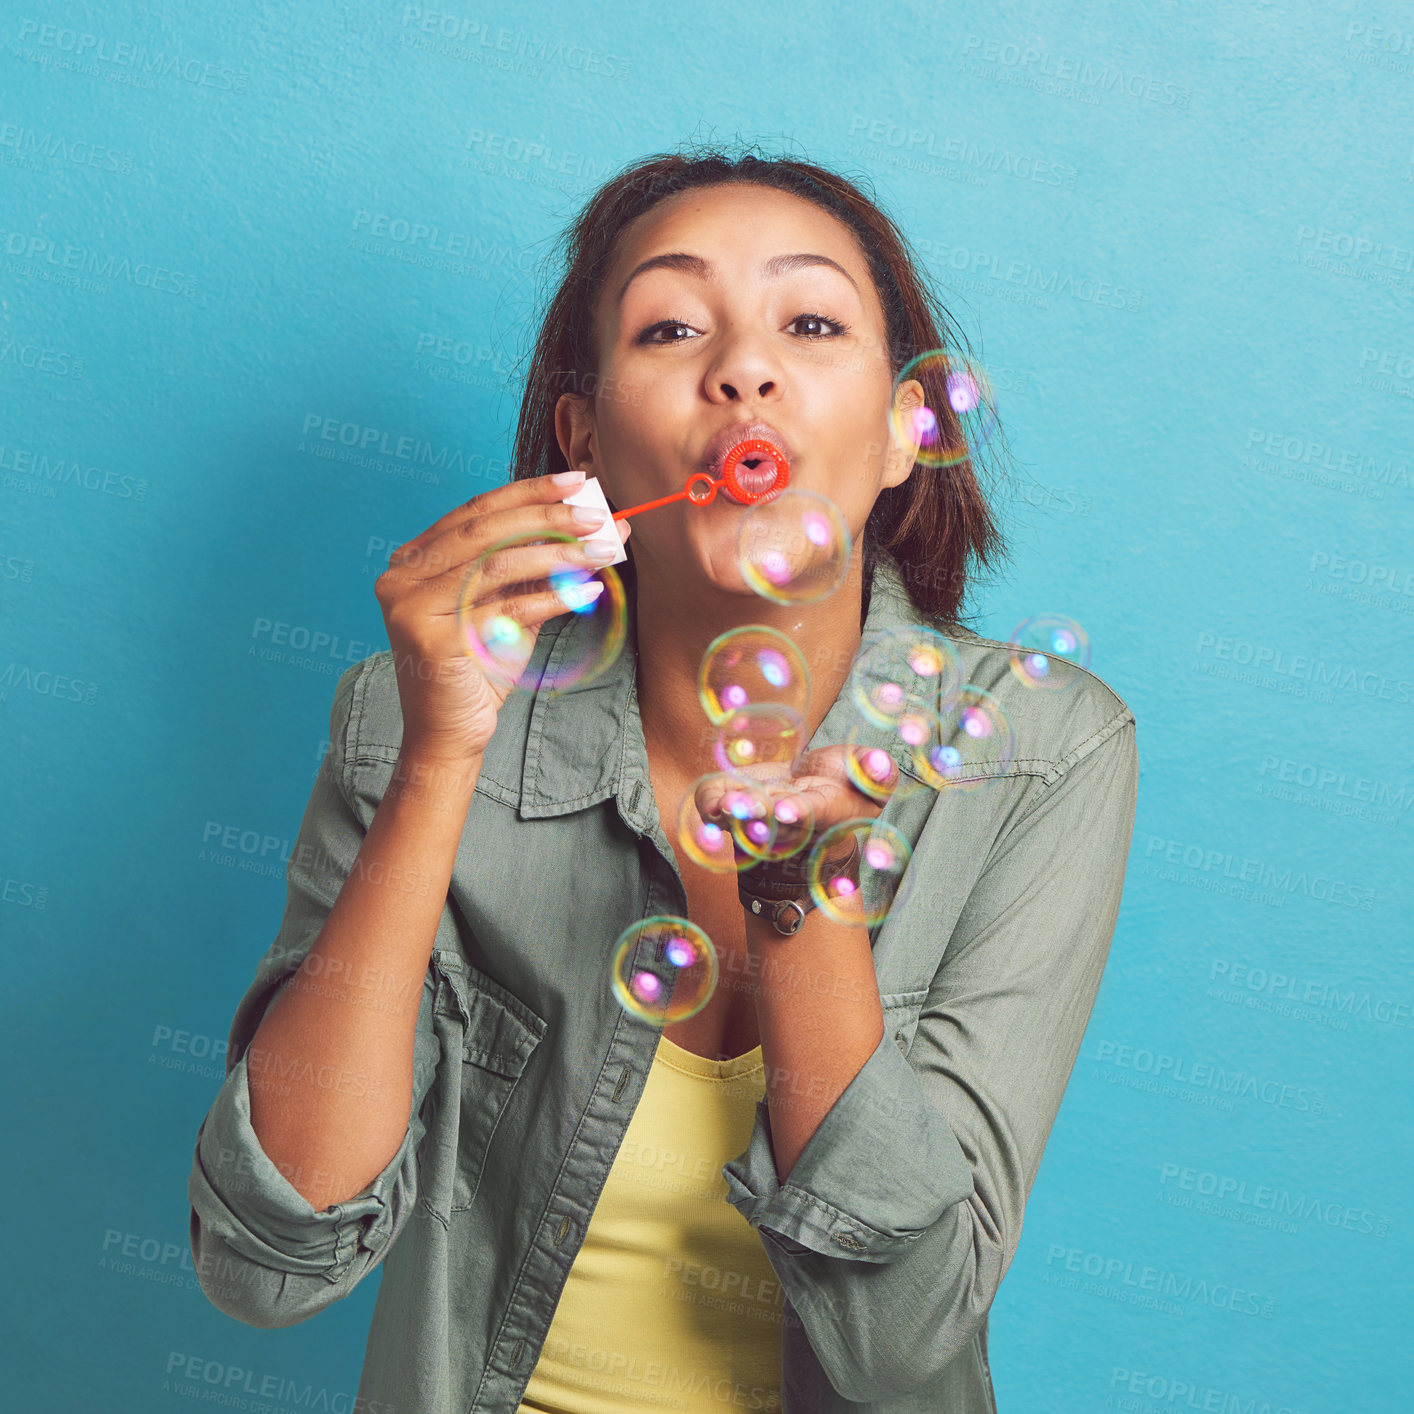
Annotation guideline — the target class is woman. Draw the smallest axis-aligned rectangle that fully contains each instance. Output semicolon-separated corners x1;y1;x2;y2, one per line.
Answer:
188;145;1139;1414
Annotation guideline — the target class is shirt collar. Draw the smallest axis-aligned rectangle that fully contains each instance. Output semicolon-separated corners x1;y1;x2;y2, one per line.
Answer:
516;550;953;822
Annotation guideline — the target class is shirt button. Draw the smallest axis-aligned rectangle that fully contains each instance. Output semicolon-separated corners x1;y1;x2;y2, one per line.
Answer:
895;1032;908;1052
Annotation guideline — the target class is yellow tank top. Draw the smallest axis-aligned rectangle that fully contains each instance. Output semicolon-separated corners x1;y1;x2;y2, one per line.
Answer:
516;1035;784;1413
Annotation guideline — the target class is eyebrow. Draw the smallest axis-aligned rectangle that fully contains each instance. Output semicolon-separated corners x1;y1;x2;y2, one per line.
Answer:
615;251;860;304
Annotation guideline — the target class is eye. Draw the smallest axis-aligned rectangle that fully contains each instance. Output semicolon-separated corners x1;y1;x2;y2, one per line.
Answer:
788;312;850;339
636;312;851;345
638;320;700;345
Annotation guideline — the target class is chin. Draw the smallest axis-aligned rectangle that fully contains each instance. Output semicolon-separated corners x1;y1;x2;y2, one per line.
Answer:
690;534;756;595
699;559;755;598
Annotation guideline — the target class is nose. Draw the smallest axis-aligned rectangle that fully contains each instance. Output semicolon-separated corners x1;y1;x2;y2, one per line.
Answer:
705;329;780;403
714;374;776;401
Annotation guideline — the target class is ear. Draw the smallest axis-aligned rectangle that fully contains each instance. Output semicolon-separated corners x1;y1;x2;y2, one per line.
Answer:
881;377;925;491
554;392;597;473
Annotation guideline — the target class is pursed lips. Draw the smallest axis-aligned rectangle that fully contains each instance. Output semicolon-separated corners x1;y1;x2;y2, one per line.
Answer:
698;422;795;504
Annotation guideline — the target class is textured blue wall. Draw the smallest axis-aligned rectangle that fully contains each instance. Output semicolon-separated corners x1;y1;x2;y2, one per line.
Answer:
3;1;1409;1409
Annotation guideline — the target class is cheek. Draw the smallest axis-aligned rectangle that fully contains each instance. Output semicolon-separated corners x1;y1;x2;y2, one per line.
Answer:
592;427;654;506
830;388;891;458
826;414;889;486
825;460;887;542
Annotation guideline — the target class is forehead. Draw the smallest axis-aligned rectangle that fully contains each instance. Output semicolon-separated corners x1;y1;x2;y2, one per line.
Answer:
596;183;875;323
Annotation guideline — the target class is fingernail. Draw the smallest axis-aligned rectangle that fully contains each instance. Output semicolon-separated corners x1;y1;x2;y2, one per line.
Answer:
552;469;586;486
581;538;618;564
865;749;895;781
569;505;606;529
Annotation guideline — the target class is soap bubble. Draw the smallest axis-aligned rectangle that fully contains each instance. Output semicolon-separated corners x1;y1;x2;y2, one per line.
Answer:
457;530;627;694
711;703;806;777
699;626;811;723
910;685;1016;793
610;916;718;1026
681;771;783;864
675;775;745;873
851;624;962;727
843;716;929;804
756;783;816;864
1008;614;1091;690
698;770;816;866
888;349;1000;469
843;734;902;804
677;771;794;873
808;820;914;928
736;488;852;605
707;709;819;864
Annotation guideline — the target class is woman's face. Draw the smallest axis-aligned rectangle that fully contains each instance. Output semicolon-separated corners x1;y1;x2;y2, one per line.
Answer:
557;182;923;600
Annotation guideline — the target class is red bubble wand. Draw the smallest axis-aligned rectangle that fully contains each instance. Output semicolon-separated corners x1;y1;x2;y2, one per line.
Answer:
608;440;790;522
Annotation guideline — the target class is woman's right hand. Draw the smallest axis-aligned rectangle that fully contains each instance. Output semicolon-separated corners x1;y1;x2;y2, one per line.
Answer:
373;471;630;765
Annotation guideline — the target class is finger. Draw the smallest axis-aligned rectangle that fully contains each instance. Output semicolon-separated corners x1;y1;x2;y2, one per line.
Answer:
391;511;628;591
388;471;597;573
404;498;626;584
794;744;899;798
798;743;900;800
459;579;607;638
390;471;582;565
696;772;764;824
769;774;884;832
453;539;623;608
700;758;886;832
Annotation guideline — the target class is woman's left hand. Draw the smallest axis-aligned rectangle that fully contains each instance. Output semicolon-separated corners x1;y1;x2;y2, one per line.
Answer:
695;744;900;869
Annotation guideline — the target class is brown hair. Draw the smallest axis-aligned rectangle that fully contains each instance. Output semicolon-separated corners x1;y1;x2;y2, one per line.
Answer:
510;139;1011;629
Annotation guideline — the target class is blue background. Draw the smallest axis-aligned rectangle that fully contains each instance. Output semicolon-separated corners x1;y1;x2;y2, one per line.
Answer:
3;1;1410;1409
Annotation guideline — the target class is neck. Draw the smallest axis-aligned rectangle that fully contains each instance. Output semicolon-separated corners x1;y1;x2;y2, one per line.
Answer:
632;545;868;774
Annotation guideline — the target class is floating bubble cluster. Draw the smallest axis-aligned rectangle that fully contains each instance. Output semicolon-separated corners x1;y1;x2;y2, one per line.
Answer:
457;530;627;693
1008;614;1091;690
736;488;852;605
698;625;811;723
584;418;1101;1021
610;917;718;1026
888;349;1001;469
596;428;1092;1012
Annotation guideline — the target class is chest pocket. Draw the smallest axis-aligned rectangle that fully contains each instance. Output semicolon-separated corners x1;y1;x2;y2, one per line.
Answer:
429;948;547;1215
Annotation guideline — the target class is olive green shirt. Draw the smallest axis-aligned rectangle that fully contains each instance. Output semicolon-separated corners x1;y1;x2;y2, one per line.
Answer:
188;549;1139;1412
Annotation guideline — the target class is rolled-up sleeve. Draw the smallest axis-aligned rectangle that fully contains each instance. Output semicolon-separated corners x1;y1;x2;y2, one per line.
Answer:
187;660;442;1329
721;1027;974;1262
722;709;1139;1402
